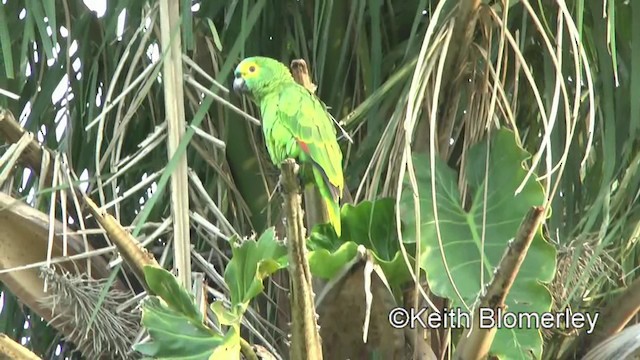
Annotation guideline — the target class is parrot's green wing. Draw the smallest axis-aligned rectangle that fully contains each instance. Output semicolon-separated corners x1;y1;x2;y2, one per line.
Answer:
276;85;344;194
260;83;344;235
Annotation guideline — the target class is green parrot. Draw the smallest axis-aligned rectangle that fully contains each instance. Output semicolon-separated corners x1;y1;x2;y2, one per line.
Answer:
232;56;344;236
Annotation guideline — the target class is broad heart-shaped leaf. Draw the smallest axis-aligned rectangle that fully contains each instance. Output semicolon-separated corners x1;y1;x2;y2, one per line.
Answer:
400;129;556;359
224;227;287;307
308;200;413;288
308;240;359;279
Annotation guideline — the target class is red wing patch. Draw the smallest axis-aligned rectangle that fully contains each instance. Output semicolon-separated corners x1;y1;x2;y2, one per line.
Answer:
297;139;311;154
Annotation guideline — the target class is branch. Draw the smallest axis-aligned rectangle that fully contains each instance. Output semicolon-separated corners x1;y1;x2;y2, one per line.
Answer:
0;108;160;293
0;109;81;221
82;195;161;292
454;206;545;359
158;0;191;288
0;109;53;185
290;59;317;94
571;275;640;357
0;334;42;360
280;159;323;360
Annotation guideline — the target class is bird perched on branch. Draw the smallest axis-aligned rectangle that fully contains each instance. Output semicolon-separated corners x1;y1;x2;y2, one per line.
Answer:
232;56;343;236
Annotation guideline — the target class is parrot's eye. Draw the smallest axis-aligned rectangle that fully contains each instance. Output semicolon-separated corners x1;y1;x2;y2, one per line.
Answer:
249;65;256;73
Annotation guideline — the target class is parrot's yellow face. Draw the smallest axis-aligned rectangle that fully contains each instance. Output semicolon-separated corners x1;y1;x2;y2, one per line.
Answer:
232;56;294;99
233;58;262;94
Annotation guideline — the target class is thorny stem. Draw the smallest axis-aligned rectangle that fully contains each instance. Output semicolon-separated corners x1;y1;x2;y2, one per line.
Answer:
280;159;323;360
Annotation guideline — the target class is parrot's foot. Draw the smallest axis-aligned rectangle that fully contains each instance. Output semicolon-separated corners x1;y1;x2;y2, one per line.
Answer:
280;159;300;175
278;159;304;195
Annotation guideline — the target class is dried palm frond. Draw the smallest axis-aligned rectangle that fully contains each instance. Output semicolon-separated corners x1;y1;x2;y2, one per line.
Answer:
38;265;141;359
546;236;622;338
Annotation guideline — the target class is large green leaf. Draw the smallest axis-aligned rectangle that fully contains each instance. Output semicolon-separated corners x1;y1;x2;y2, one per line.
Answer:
400;129;556;359
134;296;230;359
308;199;412;288
135;266;235;359
224;227;288;309
308;239;359;279
341;199;412;286
144;265;202;321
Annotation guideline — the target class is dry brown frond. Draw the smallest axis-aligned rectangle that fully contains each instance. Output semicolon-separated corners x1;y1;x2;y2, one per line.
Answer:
38;266;141;360
546;235;622;338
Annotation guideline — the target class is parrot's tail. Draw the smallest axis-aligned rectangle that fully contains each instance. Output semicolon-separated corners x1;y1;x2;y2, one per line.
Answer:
323;192;341;237
312;167;342;237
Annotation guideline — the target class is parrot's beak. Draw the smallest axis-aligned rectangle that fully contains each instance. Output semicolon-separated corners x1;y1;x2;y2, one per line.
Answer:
233;77;248;93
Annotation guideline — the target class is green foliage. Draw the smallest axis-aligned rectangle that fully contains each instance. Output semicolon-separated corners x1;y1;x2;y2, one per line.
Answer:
143;266;203;321
137;229;287;359
134;208;411;357
135;266;236;359
222;227;288;312
308;199;412;289
135;296;232;359
400;129;557;359
307;239;359;279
